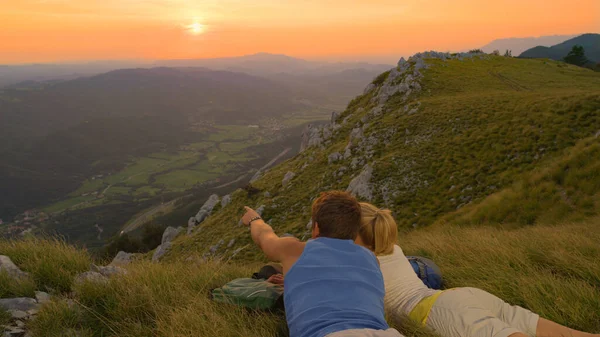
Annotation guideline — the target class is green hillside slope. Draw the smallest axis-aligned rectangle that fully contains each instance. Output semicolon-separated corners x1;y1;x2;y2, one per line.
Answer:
519;33;600;62
172;54;600;261
2;53;600;336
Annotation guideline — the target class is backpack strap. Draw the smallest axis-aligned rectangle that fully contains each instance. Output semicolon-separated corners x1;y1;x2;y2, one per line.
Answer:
413;257;428;281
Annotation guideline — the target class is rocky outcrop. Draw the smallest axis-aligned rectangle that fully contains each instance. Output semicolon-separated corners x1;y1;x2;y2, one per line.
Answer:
109;251;134;266
188;194;220;234
161;226;183;245
221;194;232;208
300;124;324;153
282;171;295;187
34;292;50;304
74;271;108;285
346;164;374;201
152;226;183;262
0;297;40;336
328;152;342;164
91;264;126;277
152;242;172;262
0;298;38;312
0;256;29;280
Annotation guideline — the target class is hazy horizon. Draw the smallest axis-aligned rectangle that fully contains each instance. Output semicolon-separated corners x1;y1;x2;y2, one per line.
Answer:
2;0;599;65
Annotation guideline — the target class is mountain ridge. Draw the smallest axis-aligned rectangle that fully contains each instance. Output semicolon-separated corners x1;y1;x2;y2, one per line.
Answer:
519;33;600;62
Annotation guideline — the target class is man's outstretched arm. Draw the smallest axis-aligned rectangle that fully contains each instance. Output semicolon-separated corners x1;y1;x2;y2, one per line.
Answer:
241;206;303;263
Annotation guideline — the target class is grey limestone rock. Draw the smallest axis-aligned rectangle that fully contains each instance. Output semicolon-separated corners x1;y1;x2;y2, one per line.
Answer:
110;251;134;266
346;164;374;201
364;82;376;94
300;124;324;153
328;152;342;164
282;171;296;187
397;57;407;67
189;194;220;234
0;256;29;280
221;194;232;208
91;264;127;277
161;226;183;245
152;242;172;262
0;298;38;312
34;291;50;304
74;271;108;285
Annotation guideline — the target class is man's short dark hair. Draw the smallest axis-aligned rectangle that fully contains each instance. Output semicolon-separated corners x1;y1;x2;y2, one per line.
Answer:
311;191;362;240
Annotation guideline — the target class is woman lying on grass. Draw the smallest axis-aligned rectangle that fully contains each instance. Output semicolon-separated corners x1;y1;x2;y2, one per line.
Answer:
356;202;600;337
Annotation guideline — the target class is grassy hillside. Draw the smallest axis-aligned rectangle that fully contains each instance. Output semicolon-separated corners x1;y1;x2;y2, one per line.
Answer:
2;53;600;336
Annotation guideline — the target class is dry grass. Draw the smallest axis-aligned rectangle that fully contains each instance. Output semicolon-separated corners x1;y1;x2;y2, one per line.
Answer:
400;219;600;333
0;237;91;293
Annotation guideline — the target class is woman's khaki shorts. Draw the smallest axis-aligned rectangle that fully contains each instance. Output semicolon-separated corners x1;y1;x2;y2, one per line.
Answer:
427;287;539;337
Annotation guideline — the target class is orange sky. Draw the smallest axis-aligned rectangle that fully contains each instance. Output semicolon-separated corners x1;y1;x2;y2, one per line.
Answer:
1;0;598;64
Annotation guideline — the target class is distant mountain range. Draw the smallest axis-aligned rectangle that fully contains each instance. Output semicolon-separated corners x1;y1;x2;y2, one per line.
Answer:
480;35;577;55
0;53;391;89
519;34;600;63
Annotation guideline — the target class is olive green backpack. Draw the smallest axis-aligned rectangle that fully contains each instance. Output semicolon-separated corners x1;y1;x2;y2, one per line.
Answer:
211;278;284;310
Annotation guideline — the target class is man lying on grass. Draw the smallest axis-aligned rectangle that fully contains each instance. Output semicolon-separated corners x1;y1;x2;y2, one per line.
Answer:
241;191;403;337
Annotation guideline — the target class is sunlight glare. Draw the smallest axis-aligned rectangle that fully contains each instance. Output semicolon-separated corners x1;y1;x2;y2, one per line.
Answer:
186;22;205;35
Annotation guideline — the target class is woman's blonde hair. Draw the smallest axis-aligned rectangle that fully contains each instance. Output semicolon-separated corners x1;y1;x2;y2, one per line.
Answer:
358;202;398;256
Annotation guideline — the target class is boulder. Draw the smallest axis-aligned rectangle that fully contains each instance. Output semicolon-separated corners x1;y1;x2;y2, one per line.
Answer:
0;256;29;279
161;226;183;245
74;271;108;285
397;57;407;67
90;264;126;277
0;298;38;312
343;147;352;160
152;242;172;262
330;111;339;125
221;194;232;208
282;171;296;187
209;239;225;254
9;310;28;319
350;127;364;143
34;291;50;304
328;152;342;164
2;327;26;337
194;194;220;223
188;194;220;234
363;82;376;94
346;164;374;201
299;124;324;153
109;251;134;266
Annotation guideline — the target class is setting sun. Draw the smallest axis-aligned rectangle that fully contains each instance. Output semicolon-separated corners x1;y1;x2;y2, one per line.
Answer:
186;22;205;35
